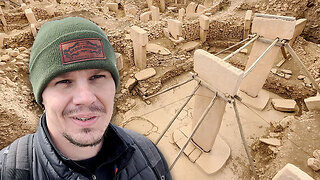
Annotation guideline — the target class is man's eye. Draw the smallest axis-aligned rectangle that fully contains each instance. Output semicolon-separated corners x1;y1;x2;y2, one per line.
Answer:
90;75;105;80
55;80;71;85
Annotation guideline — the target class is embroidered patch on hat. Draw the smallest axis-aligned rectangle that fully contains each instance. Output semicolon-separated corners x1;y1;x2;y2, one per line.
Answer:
60;38;106;64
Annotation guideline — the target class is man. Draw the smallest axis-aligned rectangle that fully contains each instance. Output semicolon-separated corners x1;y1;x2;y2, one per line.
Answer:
0;17;171;180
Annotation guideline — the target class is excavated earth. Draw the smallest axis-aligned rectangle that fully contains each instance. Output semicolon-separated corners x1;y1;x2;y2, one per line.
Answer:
0;0;320;179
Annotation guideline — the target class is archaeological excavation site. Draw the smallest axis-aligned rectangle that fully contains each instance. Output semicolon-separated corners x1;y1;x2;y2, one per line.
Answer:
0;0;320;179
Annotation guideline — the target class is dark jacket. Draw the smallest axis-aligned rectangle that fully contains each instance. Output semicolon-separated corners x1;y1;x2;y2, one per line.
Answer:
0;115;171;180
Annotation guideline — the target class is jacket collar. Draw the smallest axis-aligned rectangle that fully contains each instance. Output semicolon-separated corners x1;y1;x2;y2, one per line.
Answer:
34;113;135;178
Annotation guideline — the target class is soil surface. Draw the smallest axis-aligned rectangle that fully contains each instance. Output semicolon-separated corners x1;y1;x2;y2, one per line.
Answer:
0;0;320;179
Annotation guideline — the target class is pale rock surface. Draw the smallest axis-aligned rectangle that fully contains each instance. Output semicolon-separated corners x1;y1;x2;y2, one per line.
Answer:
271;68;277;74
240;49;248;54
305;96;320;111
134;68;156;81
308;158;320;171
313;150;320;160
297;75;306;80
272;163;314;180
146;43;171;55
125;78;137;91
259;138;281;146
271;99;297;112
188;148;202;163
281;69;292;74
179;41;200;51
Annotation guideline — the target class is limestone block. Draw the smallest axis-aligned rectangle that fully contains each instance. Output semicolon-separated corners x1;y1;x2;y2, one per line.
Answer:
130;26;148;46
272;163;314;180
244;10;252;39
132;43;147;69
124;5;137;16
252;14;296;40
196;4;206;14
146;43;171;55
167;19;182;39
115;52;123;71
134;68;156;81
204;0;213;8
313;149;320;160
237;89;270;111
186;2;197;18
240;40;281;97
169;36;184;43
21;3;27;11
289;19;307;46
199;15;209;30
176;136;196;156
150;6;160;21
200;29;208;42
140;11;151;23
259;138;281;146
179;41;200;51
271;99;297;112
146;0;153;9
188;148;202;163
0;33;5;48
194;49;244;96
159;0;165;12
125;78;137;91
244;10;253;24
178;8;185;22
30;24;37;37
105;3;118;12
25;8;37;24
45;4;55;16
192;86;227;151
195;135;230;174
305;96;320;111
308;158;320;171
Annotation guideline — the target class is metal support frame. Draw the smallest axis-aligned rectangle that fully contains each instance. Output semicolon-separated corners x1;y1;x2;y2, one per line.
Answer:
285;43;320;93
222;34;259;62
214;37;251;56
155;82;201;145
143;77;194;100
169;92;217;170
243;38;279;78
142;34;320;179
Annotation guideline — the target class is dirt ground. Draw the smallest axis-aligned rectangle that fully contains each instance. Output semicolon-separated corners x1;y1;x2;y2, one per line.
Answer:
0;0;320;179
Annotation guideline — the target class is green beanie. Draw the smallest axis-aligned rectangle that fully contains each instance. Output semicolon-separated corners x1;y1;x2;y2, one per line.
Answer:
29;17;119;105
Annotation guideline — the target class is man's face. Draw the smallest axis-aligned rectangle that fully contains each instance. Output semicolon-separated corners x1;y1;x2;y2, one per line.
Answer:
42;69;115;147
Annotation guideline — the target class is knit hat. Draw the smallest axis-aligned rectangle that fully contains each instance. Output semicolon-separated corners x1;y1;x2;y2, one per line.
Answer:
29;17;119;105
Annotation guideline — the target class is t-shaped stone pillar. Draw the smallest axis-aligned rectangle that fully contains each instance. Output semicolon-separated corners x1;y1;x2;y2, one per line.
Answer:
199;15;209;42
243;10;252;39
25;8;37;24
130;26;148;69
193;49;243;152
240;14;296;98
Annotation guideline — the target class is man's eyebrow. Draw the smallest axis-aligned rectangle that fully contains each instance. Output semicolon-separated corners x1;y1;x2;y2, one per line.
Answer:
55;72;72;79
92;69;104;74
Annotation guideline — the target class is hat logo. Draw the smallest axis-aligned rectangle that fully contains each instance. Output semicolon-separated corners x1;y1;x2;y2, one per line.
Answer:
60;38;106;64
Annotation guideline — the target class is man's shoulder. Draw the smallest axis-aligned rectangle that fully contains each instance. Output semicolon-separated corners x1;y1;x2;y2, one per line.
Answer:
0;134;34;163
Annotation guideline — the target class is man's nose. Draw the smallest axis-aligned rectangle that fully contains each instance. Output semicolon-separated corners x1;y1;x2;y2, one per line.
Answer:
72;82;97;105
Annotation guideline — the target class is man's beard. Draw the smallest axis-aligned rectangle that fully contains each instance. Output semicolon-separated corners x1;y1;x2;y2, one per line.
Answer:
61;104;107;147
63;128;103;147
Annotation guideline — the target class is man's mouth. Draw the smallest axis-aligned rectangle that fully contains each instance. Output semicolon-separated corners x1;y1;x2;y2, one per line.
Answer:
75;117;94;121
